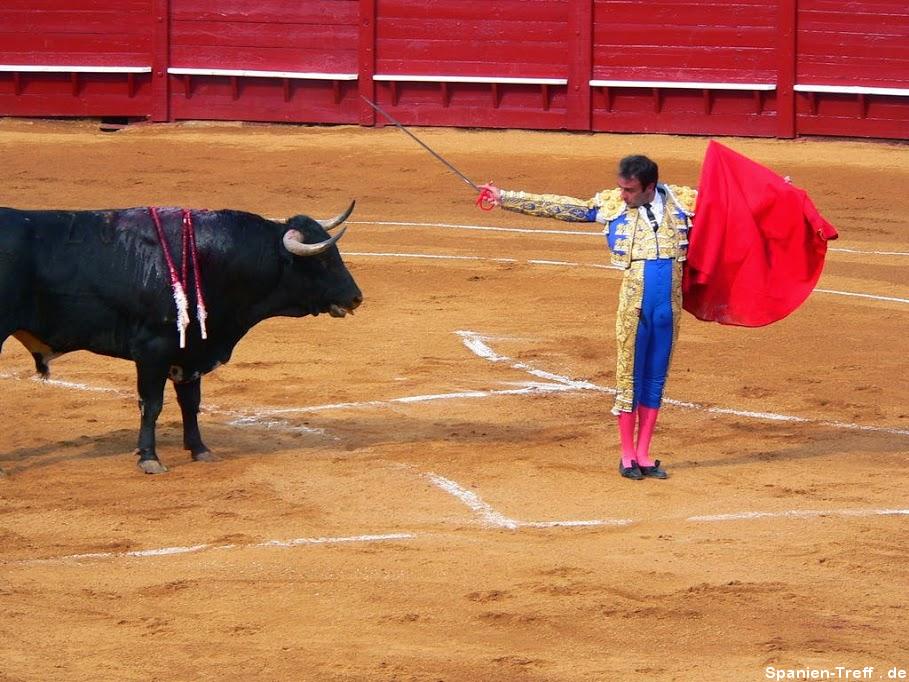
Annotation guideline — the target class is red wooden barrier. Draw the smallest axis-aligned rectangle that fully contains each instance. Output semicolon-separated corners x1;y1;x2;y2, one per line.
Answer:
369;0;572;130
0;0;906;140
794;0;909;138
0;0;154;117
590;0;781;137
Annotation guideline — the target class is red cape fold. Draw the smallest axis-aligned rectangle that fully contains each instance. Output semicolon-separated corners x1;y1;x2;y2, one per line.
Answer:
682;140;838;327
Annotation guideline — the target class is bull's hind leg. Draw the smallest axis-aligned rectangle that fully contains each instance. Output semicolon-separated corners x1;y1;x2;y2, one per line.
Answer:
173;378;216;462
135;363;169;474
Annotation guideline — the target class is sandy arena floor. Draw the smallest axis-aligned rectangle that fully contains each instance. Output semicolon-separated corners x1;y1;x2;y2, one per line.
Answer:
0;118;907;681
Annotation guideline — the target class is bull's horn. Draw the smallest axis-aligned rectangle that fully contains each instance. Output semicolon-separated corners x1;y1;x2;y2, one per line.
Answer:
283;225;347;257
317;200;356;231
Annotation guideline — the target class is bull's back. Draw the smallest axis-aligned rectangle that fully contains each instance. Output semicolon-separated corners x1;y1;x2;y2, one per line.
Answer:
1;207;173;358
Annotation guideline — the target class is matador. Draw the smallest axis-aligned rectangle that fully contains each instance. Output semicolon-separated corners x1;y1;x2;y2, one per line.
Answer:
480;155;697;481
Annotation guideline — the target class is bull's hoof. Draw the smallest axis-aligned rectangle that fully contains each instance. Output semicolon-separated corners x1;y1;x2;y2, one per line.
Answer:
191;450;219;463
137;459;168;474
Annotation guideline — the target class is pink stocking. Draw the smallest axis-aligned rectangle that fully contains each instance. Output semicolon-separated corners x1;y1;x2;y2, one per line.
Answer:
635;406;659;467
618;410;637;468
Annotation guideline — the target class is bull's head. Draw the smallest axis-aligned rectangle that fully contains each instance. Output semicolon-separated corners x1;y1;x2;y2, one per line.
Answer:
280;200;362;318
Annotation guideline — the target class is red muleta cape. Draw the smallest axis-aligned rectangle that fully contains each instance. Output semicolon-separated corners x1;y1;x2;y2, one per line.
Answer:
682;140;839;327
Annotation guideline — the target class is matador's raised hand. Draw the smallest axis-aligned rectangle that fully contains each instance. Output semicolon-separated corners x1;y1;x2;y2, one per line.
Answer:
476;182;501;210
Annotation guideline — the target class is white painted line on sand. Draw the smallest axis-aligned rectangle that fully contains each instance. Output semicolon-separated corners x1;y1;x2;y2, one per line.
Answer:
456;331;607;392
0;371;130;396
346;251;615;270
424;468;905;532
346;218;909;256
347;251;518;264
814;288;909;305
347;219;909;258
687;509;909;523
242;382;580;417
829;247;909;257
13;533;416;565
457;331;909;438
5;331;905;440
256;532;416;548
523;519;633;528
425;472;520;529
424;471;626;530
12;506;906;566
344;250;908;305
225;414;333;438
348;219;598;237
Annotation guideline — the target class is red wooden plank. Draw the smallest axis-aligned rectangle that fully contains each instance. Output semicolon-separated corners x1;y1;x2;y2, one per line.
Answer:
800;14;909;30
376;59;566;79
0;11;150;34
377;18;566;42
377;39;568;66
796;63;909;85
167;77;360;123
798;54;909;70
1;0;150;9
171;21;358;48
594;1;775;26
593;47;775;72
796;114;909;140
0;35;152;55
590;67;777;83
594;25;776;49
0;54;152;68
799;0;908;13
170;46;358;72
377;0;568;22
0;72;153;117
593;112;778;137
171;0;357;24
799;30;909;50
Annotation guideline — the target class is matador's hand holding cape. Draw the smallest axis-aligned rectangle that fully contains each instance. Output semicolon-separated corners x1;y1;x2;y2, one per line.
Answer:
682;141;838;327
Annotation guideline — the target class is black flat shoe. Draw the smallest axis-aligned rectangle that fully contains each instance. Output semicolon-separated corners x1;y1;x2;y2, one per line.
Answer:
639;459;668;479
619;459;643;480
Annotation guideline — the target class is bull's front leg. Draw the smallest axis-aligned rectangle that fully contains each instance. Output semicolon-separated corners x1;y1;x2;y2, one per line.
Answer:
135;363;169;474
173;378;216;462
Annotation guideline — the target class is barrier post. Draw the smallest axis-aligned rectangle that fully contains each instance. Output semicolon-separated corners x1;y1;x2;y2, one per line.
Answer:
358;0;377;126
776;0;797;138
567;0;593;131
150;0;171;121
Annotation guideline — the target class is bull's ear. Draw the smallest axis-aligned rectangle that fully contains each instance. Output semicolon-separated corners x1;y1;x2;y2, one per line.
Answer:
316;200;355;231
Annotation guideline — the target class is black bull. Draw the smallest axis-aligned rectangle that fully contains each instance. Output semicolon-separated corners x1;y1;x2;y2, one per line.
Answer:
0;203;362;473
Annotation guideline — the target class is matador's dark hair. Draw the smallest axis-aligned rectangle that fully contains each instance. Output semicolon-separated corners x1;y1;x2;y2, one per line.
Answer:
618;155;659;189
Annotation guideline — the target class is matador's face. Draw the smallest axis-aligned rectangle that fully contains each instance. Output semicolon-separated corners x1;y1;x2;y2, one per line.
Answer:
617;175;656;208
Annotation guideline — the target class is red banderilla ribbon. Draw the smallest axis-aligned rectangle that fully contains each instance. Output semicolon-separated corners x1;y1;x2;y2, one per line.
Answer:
149;207;208;348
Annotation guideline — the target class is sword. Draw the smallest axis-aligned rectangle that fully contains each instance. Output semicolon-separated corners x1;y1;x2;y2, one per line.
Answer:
361;95;482;194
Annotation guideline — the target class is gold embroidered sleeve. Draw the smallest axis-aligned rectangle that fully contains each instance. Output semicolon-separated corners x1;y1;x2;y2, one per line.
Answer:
499;189;596;222
594;188;625;222
667;184;698;216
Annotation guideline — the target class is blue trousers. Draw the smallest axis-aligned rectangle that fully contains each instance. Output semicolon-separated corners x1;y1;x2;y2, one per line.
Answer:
632;259;675;409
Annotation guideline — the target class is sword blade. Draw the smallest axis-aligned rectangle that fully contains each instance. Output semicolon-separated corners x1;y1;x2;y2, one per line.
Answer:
361;95;480;193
